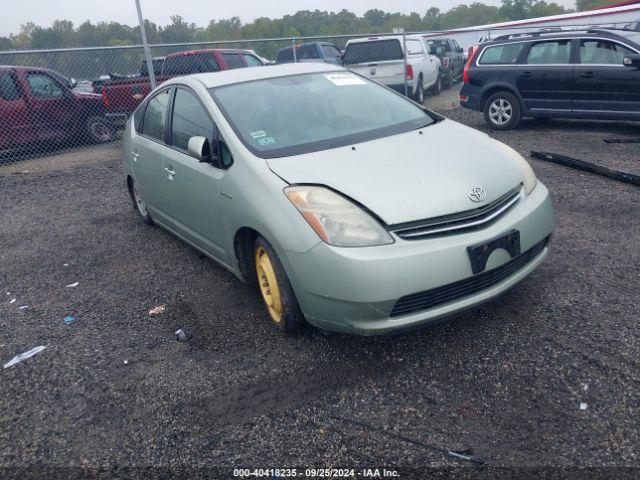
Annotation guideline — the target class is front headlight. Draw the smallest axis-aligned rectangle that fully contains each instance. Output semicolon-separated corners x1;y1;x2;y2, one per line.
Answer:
284;186;394;247
494;142;537;194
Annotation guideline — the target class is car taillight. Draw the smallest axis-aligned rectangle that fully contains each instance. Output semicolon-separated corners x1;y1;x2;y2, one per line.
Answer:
406;64;414;81
101;89;109;108
442;57;450;69
463;45;480;84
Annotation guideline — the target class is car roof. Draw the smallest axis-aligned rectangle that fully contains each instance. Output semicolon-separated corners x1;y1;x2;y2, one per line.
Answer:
484;28;636;46
181;62;345;89
346;34;424;45
166;48;246;58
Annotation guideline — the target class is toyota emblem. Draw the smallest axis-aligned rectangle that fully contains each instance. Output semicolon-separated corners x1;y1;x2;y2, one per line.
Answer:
468;187;487;203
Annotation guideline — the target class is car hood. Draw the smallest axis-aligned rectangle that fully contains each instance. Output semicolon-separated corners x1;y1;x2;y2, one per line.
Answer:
266;119;526;225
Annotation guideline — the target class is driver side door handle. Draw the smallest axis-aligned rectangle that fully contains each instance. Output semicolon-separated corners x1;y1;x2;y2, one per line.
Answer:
164;167;176;180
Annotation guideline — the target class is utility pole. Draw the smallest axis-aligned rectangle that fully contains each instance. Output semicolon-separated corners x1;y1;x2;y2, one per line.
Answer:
135;0;156;89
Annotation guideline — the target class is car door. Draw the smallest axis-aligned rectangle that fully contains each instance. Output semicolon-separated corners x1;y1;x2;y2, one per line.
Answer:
0;71;33;150
132;87;174;226
23;70;78;143
164;86;228;261
516;39;574;112
573;37;640;115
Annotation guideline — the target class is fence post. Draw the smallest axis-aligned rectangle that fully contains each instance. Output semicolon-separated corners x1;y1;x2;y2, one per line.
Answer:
292;36;297;63
135;0;156;89
402;32;408;97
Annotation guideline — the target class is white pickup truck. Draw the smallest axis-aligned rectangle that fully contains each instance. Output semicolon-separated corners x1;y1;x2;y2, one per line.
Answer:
342;35;441;104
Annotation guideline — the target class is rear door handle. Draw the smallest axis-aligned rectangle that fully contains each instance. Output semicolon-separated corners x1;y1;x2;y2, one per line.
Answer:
164;167;176;179
519;71;532;78
132;152;139;162
580;71;595;78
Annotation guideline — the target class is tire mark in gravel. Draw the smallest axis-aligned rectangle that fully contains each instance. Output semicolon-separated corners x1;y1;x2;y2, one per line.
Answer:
178;358;403;428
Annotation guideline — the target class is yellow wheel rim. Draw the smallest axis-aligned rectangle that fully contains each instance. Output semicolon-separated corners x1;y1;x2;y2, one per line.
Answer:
255;245;283;324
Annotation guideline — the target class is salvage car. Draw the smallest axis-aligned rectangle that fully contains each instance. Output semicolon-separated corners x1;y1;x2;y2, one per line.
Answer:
460;28;640;129
123;63;555;335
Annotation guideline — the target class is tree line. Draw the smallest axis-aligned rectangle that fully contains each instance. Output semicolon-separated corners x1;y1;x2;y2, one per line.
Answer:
0;0;614;51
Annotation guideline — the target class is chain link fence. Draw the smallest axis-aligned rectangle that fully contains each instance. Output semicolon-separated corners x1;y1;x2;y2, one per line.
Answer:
0;21;635;166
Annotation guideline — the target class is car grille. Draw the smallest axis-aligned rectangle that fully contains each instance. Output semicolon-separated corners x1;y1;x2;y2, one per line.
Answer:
389;237;548;318
393;185;522;240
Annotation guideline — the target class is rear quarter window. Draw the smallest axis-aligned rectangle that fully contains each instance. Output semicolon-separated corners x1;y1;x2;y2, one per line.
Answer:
0;72;21;101
478;43;525;65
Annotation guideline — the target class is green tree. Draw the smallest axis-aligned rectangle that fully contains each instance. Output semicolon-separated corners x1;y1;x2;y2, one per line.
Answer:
575;0;611;11
0;37;12;50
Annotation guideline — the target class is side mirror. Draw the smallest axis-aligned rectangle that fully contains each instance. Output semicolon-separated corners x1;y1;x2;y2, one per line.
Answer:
187;136;216;164
623;54;640;68
458;47;464;53
69;77;78;88
428;45;437;55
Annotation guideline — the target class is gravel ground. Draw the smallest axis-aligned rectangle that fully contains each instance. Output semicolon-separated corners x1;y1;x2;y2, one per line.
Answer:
1;90;639;478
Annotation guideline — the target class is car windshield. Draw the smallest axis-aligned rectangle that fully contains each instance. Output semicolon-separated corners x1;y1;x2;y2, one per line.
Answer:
210;72;435;158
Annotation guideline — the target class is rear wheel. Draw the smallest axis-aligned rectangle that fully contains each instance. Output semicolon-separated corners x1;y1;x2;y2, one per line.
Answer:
428;73;441;96
254;236;305;333
85;115;114;144
131;179;153;225
483;91;522;130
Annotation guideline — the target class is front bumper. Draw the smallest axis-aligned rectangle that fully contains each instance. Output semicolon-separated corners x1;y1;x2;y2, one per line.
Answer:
283;183;555;335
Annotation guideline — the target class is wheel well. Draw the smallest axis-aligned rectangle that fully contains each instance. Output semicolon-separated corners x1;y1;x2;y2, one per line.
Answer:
481;87;521;111
234;227;260;285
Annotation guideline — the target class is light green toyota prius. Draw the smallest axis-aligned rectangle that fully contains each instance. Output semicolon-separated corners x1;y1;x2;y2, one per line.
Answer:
123;63;555;335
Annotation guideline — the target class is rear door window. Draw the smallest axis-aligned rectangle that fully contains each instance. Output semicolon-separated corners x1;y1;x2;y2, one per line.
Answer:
142;88;171;142
579;39;634;64
222;53;244;69
526;40;572;64
0;72;21;101
478;43;525;64
342;39;404;64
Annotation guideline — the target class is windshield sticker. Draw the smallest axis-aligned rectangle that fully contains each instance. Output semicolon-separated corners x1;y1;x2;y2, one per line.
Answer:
257;136;276;146
324;73;367;86
250;130;267;139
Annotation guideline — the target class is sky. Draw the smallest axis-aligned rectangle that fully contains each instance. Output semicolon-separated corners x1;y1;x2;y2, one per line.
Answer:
2;0;579;37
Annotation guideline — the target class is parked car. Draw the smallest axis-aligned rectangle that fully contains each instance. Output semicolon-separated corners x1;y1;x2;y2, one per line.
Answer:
342;35;441;103
123;63;555;335
425;38;466;88
275;42;343;64
0;66;114;152
460;28;640;129
101;48;264;120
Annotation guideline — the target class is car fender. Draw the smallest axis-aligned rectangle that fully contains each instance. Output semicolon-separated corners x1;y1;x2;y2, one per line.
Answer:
481;81;525;110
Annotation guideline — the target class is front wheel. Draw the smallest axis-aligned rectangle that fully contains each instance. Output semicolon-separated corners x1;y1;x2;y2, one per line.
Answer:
254;236;305;333
483;92;522;130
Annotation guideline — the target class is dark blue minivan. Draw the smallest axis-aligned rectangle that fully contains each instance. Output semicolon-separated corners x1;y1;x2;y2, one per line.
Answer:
275;42;343;65
460;28;640;129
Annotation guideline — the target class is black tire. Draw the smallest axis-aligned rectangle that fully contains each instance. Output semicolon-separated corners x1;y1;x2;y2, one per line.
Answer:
85;115;114;144
254;236;305;333
442;68;453;89
412;77;425;104
483;91;522;130
130;178;154;225
428;73;441;96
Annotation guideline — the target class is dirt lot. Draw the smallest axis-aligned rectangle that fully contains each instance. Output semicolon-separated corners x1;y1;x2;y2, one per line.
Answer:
1;87;639;478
